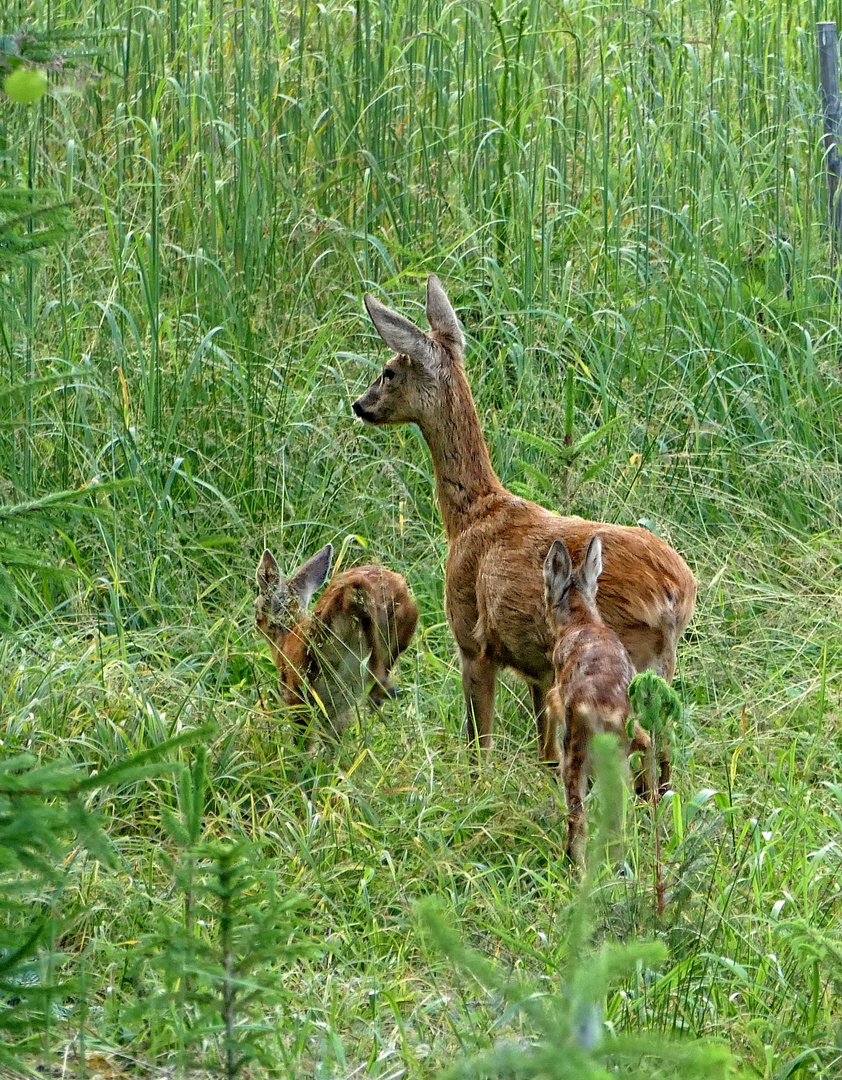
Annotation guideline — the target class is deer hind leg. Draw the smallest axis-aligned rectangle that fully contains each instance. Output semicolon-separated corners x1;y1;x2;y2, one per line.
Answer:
629;723;669;803
630;722;654;800
391;598;419;661
627;643;676;799
654;638;679;796
654;654;675;796
370;598;419;705
355;601;392;707
461;651;497;761
657;753;671;798
534;684;563;778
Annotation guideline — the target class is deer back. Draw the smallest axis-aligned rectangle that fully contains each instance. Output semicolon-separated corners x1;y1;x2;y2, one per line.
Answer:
552;624;635;730
449;505;695;684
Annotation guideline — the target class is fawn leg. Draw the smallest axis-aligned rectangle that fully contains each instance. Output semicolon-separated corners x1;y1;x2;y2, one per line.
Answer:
565;720;589;867
461;651;497;760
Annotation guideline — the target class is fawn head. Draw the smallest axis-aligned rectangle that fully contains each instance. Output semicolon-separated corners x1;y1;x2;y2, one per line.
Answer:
254;544;334;641
543;535;604;629
352;274;464;426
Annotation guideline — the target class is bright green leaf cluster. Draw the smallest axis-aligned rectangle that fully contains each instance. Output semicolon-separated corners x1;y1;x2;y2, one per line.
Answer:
3;67;48;104
629;670;682;737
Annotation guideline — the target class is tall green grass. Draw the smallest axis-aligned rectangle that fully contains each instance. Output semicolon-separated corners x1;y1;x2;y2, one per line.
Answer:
2;0;842;1075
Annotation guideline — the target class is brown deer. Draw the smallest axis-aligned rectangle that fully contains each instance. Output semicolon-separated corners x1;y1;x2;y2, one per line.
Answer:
255;544;418;745
352;275;695;788
544;535;645;863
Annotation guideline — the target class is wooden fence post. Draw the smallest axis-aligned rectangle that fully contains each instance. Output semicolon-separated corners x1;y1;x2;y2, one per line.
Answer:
817;22;842;261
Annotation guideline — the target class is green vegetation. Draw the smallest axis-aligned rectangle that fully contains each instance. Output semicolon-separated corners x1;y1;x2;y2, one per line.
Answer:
1;0;841;1075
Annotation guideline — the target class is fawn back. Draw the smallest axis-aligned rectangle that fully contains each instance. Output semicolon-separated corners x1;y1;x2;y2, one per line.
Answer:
255;544;418;743
353;276;694;788
544;535;645;864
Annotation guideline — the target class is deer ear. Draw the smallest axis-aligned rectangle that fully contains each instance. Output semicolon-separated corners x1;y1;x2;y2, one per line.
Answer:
543;539;573;615
256;549;282;593
364;293;430;360
579;535;604;596
426;275;463;349
287;543;334;609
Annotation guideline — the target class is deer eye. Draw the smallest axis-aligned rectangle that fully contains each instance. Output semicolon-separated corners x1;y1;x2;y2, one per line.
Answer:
382;368;396;382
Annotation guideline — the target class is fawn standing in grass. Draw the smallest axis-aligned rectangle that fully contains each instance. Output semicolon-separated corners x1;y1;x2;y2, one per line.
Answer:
544;535;644;864
352;275;694;788
255;544;418;745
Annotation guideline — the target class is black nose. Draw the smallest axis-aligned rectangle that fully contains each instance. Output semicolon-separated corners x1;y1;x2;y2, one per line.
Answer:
352;398;364;418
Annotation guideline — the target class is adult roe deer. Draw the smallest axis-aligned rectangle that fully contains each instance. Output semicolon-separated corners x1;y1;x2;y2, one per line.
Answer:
255;544;418;744
543;535;645;863
352;275;695;787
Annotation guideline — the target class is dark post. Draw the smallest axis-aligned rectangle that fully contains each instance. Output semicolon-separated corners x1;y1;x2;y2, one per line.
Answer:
817;22;842;260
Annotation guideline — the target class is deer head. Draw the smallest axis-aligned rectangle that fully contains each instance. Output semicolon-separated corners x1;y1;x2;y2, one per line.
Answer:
352;275;464;427
254;544;334;640
543;535;604;628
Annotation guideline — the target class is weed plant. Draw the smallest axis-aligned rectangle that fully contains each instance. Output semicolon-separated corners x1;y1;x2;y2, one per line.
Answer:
419;736;738;1079
1;0;841;1075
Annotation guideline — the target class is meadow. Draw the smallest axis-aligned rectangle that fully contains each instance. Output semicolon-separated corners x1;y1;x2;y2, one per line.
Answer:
1;0;842;1075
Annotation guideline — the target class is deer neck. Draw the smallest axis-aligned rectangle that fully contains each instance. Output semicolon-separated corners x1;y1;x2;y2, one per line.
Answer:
567;594;603;629
417;368;505;539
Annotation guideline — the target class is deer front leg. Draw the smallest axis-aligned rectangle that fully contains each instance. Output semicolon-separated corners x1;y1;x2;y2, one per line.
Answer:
538;685;564;778
461;651;497;760
531;684;562;776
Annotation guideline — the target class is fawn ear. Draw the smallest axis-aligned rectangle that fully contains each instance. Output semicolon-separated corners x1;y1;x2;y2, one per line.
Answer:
543;539;573;614
579;535;604;597
256;549;282;594
288;543;334;609
426;275;463;349
364;293;430;360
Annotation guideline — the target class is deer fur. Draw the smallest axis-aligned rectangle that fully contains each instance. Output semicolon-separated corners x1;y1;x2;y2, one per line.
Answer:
352;275;695;784
544;535;646;864
255;544;418;745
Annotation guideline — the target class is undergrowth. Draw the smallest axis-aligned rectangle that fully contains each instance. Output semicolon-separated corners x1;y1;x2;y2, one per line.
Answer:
1;0;841;1075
